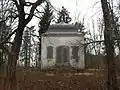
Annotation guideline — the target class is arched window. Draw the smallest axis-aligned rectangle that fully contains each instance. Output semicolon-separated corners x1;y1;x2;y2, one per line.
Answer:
47;46;53;59
72;46;79;62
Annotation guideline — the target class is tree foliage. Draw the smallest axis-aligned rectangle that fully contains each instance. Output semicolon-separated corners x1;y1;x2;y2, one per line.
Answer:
38;1;53;34
37;1;53;67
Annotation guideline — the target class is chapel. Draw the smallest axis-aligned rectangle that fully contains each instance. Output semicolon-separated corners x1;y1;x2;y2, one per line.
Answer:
41;24;85;69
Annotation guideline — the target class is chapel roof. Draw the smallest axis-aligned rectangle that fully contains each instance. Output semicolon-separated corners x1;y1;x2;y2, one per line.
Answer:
47;24;78;32
49;24;77;29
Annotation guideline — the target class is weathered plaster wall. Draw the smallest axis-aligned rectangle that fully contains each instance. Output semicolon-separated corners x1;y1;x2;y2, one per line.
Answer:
41;33;85;69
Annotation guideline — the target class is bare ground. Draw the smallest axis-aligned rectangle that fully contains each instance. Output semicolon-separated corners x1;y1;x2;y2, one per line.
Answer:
0;69;106;90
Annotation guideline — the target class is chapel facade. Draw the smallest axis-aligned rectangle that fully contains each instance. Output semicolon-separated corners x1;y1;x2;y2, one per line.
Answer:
41;24;85;69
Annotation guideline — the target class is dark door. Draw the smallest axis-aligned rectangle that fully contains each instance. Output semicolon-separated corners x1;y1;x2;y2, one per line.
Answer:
56;46;69;64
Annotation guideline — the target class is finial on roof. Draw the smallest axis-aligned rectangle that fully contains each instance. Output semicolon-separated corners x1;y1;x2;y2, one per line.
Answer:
56;6;72;24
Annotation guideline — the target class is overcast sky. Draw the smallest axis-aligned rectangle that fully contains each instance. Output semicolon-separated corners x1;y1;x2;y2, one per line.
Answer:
28;0;118;30
50;0;101;22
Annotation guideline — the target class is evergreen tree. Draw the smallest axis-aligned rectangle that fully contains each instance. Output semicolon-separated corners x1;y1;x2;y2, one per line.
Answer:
38;1;53;34
19;26;35;67
38;1;53;67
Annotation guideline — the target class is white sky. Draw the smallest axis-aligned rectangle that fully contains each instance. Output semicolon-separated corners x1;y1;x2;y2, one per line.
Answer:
50;0;101;22
26;0;102;37
28;0;118;31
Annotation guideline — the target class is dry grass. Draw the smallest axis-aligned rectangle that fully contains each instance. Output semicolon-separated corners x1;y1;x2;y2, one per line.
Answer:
0;69;105;90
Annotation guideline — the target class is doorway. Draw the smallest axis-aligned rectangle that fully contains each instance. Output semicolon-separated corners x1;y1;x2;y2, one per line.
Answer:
56;46;70;65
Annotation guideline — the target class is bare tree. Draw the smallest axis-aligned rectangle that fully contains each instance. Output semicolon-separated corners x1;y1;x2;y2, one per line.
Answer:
100;0;119;89
0;0;46;90
0;0;17;74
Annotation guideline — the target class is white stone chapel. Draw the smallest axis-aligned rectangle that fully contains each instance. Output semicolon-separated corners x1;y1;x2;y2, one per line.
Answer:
41;24;85;69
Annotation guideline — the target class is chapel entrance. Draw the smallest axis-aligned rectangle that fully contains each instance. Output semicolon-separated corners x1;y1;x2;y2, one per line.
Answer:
56;46;69;65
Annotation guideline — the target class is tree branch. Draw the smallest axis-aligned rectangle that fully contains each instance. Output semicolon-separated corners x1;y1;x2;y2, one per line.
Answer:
11;0;19;10
25;13;42;19
85;37;120;46
25;0;45;25
36;8;44;14
1;29;17;44
0;44;10;54
85;40;104;46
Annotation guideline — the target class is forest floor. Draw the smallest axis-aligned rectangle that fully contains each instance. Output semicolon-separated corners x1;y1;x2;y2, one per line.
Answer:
0;68;106;90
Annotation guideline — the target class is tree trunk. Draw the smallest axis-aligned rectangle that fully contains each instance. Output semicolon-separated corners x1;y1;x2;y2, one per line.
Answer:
38;35;41;68
5;27;24;90
3;0;44;89
100;0;119;90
